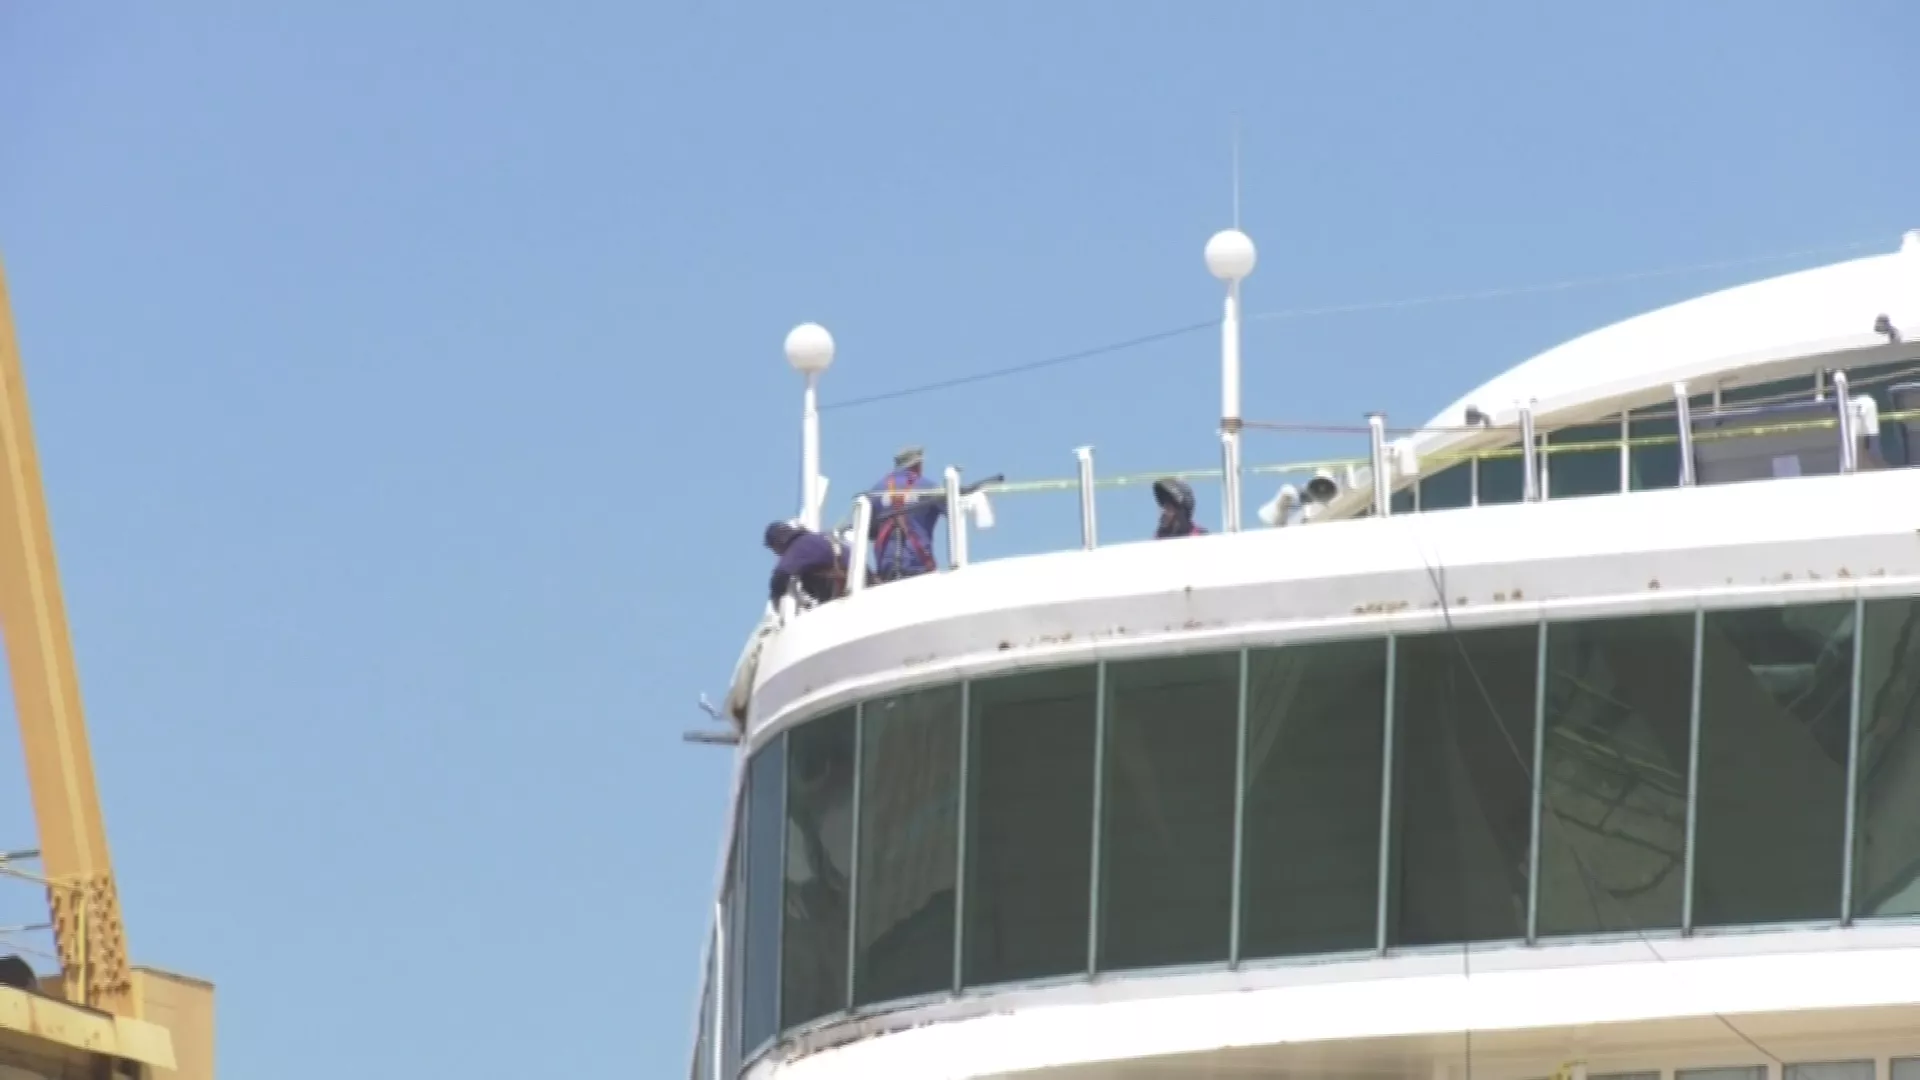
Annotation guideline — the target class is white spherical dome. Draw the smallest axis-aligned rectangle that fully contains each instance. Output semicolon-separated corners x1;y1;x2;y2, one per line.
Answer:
1204;229;1257;281
784;323;835;374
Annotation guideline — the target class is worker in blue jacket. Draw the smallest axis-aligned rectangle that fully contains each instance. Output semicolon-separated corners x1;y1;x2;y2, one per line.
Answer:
866;446;945;583
765;521;847;606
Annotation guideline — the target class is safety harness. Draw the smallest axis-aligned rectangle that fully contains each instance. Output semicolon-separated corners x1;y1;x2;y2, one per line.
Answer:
873;473;936;580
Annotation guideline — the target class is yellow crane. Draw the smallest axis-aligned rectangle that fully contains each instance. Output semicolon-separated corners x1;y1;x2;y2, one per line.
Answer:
0;252;214;1077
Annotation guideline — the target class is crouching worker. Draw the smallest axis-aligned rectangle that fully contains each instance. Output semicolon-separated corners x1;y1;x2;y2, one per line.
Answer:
1152;477;1208;538
764;521;848;607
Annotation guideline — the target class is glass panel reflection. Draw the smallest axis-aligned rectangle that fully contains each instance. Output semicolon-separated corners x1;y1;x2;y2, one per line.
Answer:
1547;422;1621;499
962;666;1098;986
1097;653;1238;971
1628;411;1680;492
739;738;787;1055
1389;626;1539;946
853;685;961;1005
1721;374;1815;407
781;709;855;1029
1694;604;1852;926
724;834;744;1078
1784;1062;1873;1080
1537;615;1692;936
1853;598;1920;917
1478;451;1525;505
1420;461;1472;511
692;935;713;1080
1241;637;1388;958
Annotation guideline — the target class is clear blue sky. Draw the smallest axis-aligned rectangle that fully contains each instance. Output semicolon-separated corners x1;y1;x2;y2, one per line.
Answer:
0;3;1913;1075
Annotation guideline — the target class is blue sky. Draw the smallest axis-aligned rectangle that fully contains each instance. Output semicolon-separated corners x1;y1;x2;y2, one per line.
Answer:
0;3;1913;1075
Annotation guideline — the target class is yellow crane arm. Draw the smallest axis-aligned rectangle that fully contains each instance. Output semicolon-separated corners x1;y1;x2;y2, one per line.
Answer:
0;256;131;1015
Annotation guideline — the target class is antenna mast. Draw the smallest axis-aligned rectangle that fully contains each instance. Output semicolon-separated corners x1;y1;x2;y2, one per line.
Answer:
1232;117;1242;229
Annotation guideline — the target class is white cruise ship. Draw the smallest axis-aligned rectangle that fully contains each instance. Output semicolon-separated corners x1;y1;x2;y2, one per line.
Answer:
689;227;1920;1080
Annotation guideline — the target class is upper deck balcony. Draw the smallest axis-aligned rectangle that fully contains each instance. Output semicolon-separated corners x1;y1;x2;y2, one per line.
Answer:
733;228;1920;735
692;230;1920;1080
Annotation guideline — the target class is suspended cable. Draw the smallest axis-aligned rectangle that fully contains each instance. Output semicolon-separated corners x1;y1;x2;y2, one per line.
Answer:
821;320;1217;411
819;236;1887;411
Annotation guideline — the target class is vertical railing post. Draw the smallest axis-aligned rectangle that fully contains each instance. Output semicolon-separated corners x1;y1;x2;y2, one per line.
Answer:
1368;413;1391;516
1674;382;1697;487
1213;428;1244;530
1617;412;1631;494
846;496;872;594
1834;370;1859;473
1220;432;1242;532
943;466;967;569
1518;401;1539;502
1074;446;1098;550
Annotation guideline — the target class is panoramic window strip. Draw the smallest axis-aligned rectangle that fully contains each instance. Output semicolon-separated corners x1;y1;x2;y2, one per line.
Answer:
717;595;1920;1065
1394;360;1920;511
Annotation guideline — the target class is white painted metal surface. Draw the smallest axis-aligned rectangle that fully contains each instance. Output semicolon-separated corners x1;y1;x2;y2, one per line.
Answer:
751;924;1920;1080
749;465;1920;743
1420;237;1920;451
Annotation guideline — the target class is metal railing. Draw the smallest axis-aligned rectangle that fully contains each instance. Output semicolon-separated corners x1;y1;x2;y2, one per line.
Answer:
779;378;1907;619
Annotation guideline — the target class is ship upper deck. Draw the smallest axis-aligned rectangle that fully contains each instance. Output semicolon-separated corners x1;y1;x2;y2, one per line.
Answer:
693;229;1920;1080
740;228;1920;735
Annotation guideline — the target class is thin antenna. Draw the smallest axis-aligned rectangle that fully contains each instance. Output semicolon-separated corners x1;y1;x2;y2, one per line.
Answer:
1231;118;1242;229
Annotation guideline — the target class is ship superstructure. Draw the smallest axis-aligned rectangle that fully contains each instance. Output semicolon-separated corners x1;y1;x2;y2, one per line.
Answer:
691;229;1920;1080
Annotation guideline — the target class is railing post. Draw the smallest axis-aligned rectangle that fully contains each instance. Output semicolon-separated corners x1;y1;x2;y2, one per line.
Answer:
1833;369;1859;473
1367;413;1391;516
846;496;872;594
1220;432;1242;532
943;466;967;569
1518;401;1539;502
1074;446;1098;550
1673;382;1696;487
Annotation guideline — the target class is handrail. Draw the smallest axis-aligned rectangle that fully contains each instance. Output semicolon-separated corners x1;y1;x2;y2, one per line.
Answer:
833;407;1913;502
800;396;1915;615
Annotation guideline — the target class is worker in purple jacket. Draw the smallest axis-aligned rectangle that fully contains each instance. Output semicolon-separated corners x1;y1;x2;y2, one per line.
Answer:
764;521;848;606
